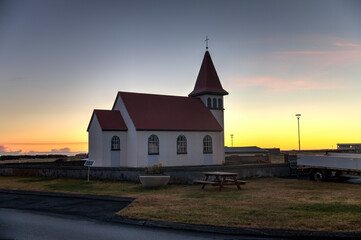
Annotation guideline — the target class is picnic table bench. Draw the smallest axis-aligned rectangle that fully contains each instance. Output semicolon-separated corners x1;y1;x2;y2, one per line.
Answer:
195;171;248;191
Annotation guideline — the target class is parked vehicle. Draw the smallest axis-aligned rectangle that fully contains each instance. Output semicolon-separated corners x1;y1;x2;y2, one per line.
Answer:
297;153;361;181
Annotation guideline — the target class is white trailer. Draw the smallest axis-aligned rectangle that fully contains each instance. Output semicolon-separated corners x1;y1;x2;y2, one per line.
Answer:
297;153;361;181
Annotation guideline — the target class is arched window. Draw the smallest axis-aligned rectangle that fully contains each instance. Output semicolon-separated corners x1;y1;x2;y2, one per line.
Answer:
213;98;217;108
177;135;187;154
111;136;120;151
148;135;159;155
218;98;222;109
207;98;212;108
203;135;213;153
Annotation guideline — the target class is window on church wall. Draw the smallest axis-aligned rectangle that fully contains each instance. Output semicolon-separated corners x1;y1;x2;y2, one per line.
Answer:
177;135;187;154
212;98;217;108
111;136;120;151
218;98;222;109
203;135;213;153
148;135;159;155
207;98;211;108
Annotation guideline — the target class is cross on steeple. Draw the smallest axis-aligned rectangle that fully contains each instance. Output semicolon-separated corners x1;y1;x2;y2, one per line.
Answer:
205;36;209;50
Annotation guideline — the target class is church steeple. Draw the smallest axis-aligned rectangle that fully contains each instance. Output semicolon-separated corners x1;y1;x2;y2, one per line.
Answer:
189;51;228;97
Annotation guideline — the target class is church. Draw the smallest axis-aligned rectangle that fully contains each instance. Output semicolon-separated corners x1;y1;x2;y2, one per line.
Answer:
87;49;228;167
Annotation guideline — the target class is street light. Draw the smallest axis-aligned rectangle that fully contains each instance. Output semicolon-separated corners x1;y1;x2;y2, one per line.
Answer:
230;134;234;147
295;114;301;151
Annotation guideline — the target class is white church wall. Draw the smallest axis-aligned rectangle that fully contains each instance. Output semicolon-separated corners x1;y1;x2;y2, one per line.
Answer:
209;108;225;165
198;94;224;127
113;94;138;167
101;131;128;167
198;95;225;165
90;95;226;167
136;131;224;167
215;130;225;165
88;116;104;167
209;109;224;129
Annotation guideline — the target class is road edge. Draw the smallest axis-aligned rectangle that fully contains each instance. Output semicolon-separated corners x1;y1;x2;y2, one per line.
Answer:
0;189;134;202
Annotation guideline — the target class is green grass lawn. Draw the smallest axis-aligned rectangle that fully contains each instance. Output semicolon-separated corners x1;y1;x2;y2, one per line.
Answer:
1;176;360;231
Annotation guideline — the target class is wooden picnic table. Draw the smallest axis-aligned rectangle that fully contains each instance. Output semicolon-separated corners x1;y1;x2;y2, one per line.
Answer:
195;171;247;191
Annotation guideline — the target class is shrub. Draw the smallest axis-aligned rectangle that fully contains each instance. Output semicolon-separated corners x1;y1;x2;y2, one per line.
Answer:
145;162;164;175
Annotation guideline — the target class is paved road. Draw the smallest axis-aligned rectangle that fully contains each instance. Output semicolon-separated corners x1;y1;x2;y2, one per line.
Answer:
0;208;287;240
0;191;132;221
0;191;290;240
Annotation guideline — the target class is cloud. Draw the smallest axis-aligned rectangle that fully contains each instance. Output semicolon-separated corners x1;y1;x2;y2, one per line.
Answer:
0;145;85;155
280;51;328;55
0;145;22;155
26;151;37;154
335;42;361;47
51;147;71;153
228;77;344;92
20;148;84;155
276;49;361;67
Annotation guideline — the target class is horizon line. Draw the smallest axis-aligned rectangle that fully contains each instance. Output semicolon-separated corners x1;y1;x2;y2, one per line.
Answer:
1;142;87;145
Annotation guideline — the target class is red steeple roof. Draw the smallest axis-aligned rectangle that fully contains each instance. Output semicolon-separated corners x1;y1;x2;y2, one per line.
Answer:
189;51;228;97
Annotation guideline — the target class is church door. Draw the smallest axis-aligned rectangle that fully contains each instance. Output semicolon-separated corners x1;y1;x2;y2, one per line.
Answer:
111;151;120;167
111;136;121;167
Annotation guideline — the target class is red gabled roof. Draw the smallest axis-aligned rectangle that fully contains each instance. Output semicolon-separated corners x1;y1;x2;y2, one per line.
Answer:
189;51;228;97
115;92;223;131
87;110;127;131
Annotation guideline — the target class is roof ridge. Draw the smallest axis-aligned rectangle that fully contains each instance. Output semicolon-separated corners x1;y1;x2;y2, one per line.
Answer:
94;109;120;111
118;91;190;99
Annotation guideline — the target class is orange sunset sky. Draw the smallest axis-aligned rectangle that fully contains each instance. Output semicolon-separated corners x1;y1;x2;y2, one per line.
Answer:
0;0;360;155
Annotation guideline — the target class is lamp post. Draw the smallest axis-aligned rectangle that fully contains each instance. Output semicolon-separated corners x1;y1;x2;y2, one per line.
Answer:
230;134;234;147
295;114;301;151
